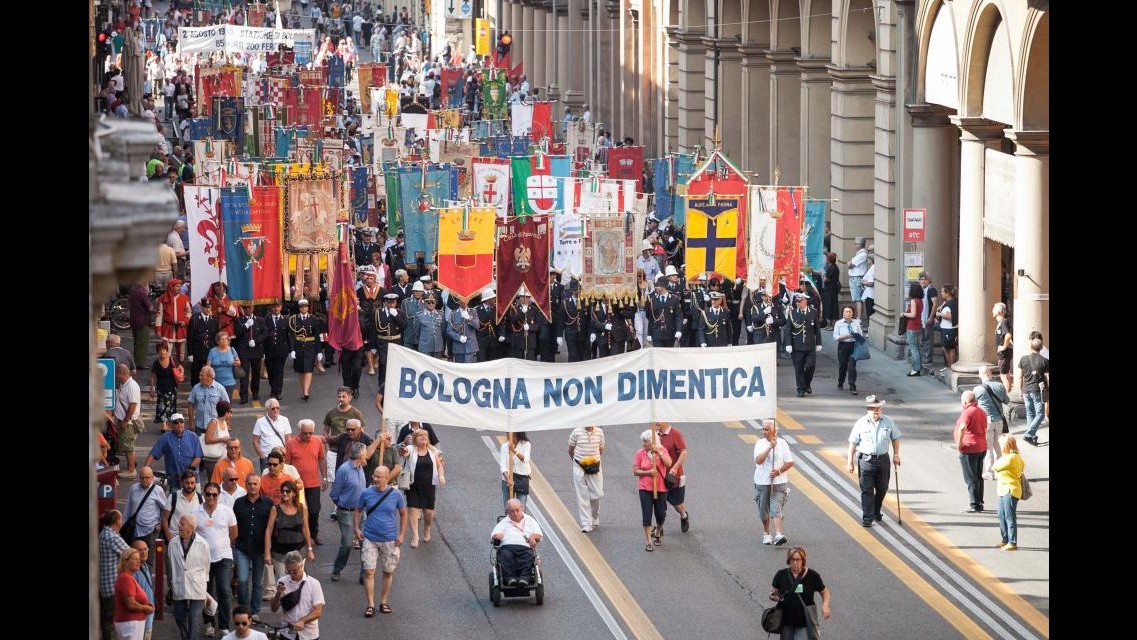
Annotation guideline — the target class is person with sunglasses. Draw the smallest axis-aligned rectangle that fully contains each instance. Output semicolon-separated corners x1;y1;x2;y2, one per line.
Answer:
212;438;255;491
218;468;247;509
270;550;324;640
144;412;202;491
264;480;315;604
770;546;831;640
195;482;238;638
223;605;268;639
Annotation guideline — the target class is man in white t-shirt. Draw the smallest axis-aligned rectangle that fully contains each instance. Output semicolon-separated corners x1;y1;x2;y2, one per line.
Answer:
567;425;605;532
491;499;542;586
195;482;238;637
252;399;293;471
848;239;869;319
114;363;144;478
271;551;324;639
753;419;794;546
353;14;364;45
218;468;248;509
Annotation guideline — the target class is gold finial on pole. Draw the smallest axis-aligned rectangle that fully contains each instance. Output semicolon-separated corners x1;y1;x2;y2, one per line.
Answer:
773;167;781;187
712;125;721;150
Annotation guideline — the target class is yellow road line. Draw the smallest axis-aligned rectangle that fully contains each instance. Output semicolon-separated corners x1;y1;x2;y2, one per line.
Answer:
814;449;1050;637
787;466;992;639
795;434;822;445
497;437;662;640
252;400;262;409
723;421;745;429
776;408;805;430
738;434;759;445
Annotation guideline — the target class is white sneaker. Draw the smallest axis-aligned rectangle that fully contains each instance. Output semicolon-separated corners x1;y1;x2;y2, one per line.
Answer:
762;533;773;545
773;534;788;546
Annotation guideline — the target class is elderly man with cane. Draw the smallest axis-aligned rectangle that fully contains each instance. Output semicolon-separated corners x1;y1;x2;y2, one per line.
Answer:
846;396;902;527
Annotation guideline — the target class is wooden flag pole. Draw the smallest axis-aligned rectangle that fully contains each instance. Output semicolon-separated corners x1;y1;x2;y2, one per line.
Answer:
651;427;659;500
507;432;516;500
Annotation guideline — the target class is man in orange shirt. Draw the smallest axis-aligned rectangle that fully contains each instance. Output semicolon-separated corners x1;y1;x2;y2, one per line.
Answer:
260;450;299;505
211;438;255;489
287;419;329;545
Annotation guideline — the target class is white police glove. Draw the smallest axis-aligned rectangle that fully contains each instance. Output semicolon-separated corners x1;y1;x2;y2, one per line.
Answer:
390;309;398;316
459;335;467;344
498;336;506;342
318;353;325;362
815;346;823;352
370;348;378;355
248;340;256;348
674;331;682;339
556;337;563;346
523;323;530;331
646;335;653;343
460;309;469;319
590;333;596;343
604;323;612;331
766;316;773;325
785;346;792;354
187;355;194;363
245;318;254;328
289;351;296;359
701;343;707;348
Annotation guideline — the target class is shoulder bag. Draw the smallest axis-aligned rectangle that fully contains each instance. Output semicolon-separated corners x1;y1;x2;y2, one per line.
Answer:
851;332;871;361
120;483;158;542
200;422;228;459
897;308;907;336
279;580;305;612
761;604;783;634
396;455;412;490
981;383;1009;434
365;487;396;517
172;358;186;384
1020;472;1032;501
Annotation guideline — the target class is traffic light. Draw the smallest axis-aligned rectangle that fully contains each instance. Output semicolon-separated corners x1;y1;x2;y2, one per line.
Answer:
497;31;512;59
97;30;111;57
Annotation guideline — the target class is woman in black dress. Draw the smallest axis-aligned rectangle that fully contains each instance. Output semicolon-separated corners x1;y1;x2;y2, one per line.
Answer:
149;340;180;424
822;252;841;326
770;546;832;640
402;428;445;548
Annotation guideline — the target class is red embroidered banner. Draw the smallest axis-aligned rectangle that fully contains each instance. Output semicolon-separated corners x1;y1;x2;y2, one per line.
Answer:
496;215;551;322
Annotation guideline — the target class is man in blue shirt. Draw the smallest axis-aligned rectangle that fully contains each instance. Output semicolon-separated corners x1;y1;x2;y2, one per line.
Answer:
122;466;168;565
143;413;203;490
845;396;902;527
330;442;368;583
354;465;407;616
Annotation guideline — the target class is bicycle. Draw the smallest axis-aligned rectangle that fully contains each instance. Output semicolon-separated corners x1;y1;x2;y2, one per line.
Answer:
251;620;297;639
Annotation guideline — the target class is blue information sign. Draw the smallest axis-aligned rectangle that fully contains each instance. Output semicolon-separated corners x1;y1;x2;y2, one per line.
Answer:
98;358;116;411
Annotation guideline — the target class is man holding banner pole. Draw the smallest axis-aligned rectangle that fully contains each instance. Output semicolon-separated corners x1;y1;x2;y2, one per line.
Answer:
505;287;542;360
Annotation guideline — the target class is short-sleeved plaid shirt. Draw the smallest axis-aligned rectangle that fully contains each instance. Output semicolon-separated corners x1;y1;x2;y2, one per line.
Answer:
99;526;130;597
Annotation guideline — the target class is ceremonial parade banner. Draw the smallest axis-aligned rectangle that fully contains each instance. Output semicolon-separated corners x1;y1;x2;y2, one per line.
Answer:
803;199;828;272
581;215;637;300
436;206;496;302
510;102;552;142
772;186;805;290
221;187;282;304
177;26;317;54
211;96;244;142
356;63;386;113
653;154;697;225
197;66;241;117
284;176;339;253
553;209;584;277
472;156;510;217
685;151;748;277
496;215;552;321
398;165;453;265
566;122;596;168
686;197;742;279
607;146;644;192
349;166;369;226
441;68;465;108
383;342;778;430
185;185;225;303
482;73;507;119
511;154;570;218
747;185;777;293
327;242;364;352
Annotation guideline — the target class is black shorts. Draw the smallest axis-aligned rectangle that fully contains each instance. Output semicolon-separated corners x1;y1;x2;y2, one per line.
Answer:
940;329;956;350
666;485;685;506
996;354;1011;375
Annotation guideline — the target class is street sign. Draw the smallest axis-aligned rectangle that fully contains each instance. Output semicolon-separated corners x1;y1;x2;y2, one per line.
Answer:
903;208;926;242
98;358;116;411
904;252;924;267
446;0;474;19
475;18;491;55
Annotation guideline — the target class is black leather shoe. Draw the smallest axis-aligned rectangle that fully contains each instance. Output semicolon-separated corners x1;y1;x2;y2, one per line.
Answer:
837;383;844;389
850;385;857;394
240;397;249;405
796;390;805;397
805;387;813;394
861;521;873;528
302;394;310;402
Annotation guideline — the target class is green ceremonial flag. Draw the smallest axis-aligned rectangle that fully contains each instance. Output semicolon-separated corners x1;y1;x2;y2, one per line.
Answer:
383;163;402;236
482;73;507;120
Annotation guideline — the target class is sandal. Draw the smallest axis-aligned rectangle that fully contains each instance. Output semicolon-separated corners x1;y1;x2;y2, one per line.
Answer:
379;603;392;614
645;543;654;552
423;530;432;543
410;539;419;549
364;606;375;618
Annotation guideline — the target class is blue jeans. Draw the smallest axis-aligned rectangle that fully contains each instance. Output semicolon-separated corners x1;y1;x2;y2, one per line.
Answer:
906;329;922;371
501;479;530;512
206;558;234;631
173;598;204;640
998;494;1019;545
1023;391;1045;438
234;548;265;615
333;509;362;581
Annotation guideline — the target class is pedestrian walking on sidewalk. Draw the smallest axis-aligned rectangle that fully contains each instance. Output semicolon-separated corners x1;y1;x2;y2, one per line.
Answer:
769;546;831;640
846;396;901;527
954;391;988;513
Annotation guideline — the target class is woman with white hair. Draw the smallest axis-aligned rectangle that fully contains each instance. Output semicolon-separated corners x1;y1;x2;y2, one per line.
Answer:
632;429;672;551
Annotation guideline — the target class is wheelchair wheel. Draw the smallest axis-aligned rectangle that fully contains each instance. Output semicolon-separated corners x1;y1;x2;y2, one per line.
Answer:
535;583;544;605
491;584;502;607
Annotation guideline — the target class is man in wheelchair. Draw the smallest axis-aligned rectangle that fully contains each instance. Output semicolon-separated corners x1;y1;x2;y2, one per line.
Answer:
491;499;543;587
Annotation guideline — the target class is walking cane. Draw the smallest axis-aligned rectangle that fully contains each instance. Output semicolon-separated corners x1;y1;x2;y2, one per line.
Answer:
893;458;902;526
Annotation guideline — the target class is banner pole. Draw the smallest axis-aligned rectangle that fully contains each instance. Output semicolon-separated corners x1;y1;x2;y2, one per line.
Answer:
507;431;516;500
651;426;659;500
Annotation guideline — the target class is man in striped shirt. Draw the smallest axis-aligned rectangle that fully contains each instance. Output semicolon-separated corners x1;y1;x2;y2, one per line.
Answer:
567;425;606;532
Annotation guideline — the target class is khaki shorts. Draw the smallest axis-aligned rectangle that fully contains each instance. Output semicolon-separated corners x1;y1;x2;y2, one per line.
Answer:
361;539;401;573
117;418;145;455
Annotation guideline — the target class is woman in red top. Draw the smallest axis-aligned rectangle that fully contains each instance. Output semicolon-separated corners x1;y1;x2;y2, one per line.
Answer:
114;547;154;640
902;282;924;376
155;279;192;361
632;430;672;552
208;281;238;340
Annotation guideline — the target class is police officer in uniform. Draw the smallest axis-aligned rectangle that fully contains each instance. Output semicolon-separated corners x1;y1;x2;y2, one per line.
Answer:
846;396;902;527
782;293;823;397
234;304;268;404
355;228;382;267
696;291;733;347
744;287;784;345
357;265;384;376
541;268;564;362
187;298;219;385
724;277;745;345
643;275;682;347
474;291;501;362
375;293;406;380
505;286;543;360
683;273;710;347
557;279;590;362
263;301;290;400
589;298;618;358
401;281;427;350
415;296;446;358
446;297;480;363
289;299;321;401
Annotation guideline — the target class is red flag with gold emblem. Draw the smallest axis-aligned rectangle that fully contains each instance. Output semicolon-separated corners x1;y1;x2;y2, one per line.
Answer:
436;206;497;303
496;215;551;322
327;242;363;352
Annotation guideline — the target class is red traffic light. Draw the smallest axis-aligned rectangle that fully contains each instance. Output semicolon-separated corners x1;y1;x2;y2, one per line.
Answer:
500;33;512;46
98;32;108;42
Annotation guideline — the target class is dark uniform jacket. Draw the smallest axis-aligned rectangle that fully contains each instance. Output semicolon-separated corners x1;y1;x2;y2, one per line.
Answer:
782;305;823;351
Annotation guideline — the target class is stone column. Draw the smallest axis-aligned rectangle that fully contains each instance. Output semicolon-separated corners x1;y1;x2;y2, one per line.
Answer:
545;8;559;102
521;3;535;86
606;0;620;134
532;5;546;92
511;1;524;65
739;44;770;178
563;0;584;110
499;0;510;33
1007;130;1049;367
907;104;957;302
799;58;831;199
828;66;873;258
767;49;800;184
950;117;1007;369
583;3;594;111
555;12;569;110
664;28;681;153
675;31;706;153
716;40;743;160
595;3;614;128
701;36;717;151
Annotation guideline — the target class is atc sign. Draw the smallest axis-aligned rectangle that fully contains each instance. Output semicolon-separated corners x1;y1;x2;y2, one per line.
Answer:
903;208;926;242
